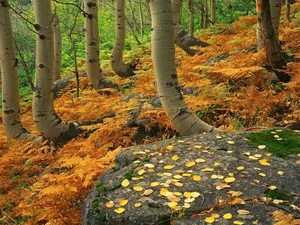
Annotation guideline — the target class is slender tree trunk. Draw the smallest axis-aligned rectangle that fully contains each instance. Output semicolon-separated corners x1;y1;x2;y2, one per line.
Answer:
0;0;30;139
188;0;195;36
149;0;215;135
53;15;62;81
257;0;290;82
138;0;144;38
256;0;281;50
32;0;80;141
210;0;216;24
203;0;209;28
84;0;107;89
172;0;209;56
111;0;135;78
285;0;291;22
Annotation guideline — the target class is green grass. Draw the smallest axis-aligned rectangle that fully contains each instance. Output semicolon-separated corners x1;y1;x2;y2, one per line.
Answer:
247;128;300;158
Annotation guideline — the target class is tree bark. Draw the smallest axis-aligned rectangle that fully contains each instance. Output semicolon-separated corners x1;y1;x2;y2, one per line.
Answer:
256;0;281;50
149;0;215;135
188;0;195;36
0;0;30;139
53;15;62;81
111;0;135;78
210;0;216;24
257;0;290;82
285;0;291;22
172;0;209;56
83;0;106;89
32;0;80;141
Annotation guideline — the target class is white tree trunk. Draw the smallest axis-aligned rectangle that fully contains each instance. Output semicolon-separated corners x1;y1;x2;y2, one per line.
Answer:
111;0;135;78
0;0;29;138
53;15;62;81
149;0;215;135
32;0;79;140
84;0;106;89
256;0;282;50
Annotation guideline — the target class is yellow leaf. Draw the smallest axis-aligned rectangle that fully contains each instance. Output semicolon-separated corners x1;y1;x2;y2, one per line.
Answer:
184;192;192;198
150;181;160;187
182;173;192;177
224;177;235;183
134;202;142;207
133;186;144;191
105;201;114;208
233;221;244;225
171;155;179;161
173;175;182;179
277;171;284;175
166;145;174;150
192;175;201;181
184;197;195;203
202;168;214;172
168;201;178;209
164;165;174;170
191;192;201;198
195;158;206;163
114;208;125;214
223;213;232;219
138;169;145;175
174;182;183;187
259;159;271;166
118;199;128;206
237;166;244;171
227;141;235;144
121;179;130;187
205;216;215;223
186;161;196;167
259;173;266;177
258;145;266;149
266;153;272;157
194;145;202;149
173;192;182;196
268;185;277;190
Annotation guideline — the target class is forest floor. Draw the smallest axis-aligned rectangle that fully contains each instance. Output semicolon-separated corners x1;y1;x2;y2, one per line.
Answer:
1;3;300;225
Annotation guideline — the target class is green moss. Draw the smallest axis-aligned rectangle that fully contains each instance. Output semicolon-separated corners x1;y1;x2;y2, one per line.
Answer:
265;189;292;200
247;128;300;158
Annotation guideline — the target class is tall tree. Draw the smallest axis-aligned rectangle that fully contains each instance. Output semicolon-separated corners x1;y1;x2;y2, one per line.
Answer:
256;0;281;50
53;15;62;81
32;0;80;141
256;0;290;82
0;0;32;139
210;0;216;24
83;0;109;89
172;0;209;56
111;0;135;78
149;0;215;135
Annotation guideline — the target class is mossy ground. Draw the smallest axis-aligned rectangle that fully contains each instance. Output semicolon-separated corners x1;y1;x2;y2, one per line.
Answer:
247;128;300;158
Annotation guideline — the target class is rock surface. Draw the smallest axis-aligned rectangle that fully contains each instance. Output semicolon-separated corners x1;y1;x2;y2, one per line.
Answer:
82;130;300;225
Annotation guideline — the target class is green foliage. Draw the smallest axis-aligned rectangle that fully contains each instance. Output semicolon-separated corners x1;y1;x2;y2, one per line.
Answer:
265;189;292;200
216;0;256;24
247;128;300;158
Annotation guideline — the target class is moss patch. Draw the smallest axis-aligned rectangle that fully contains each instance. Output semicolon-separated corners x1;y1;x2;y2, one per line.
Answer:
247;128;300;158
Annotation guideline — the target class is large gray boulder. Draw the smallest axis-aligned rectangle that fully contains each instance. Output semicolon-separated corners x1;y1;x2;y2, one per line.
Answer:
82;130;300;225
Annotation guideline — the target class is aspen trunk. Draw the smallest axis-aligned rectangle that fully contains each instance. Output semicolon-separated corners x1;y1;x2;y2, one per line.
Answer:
210;0;216;24
0;0;29;138
32;0;80;141
188;0;195;36
111;0;135;78
172;0;209;56
84;0;106;89
256;0;281;50
257;0;290;82
149;0;215;135
53;15;62;81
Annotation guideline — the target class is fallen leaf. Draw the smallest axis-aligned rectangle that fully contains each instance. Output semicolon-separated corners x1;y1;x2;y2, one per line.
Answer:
237;209;249;215
227;140;235;144
164;165;174;170
142;189;153;196
133;186;144;191
105;201;114;208
237;166;244;171
192;175;201;181
202;168;214;172
233;221;244;225
121;179;130;187
259;159;271;166
134;202;142;207
186;161;196;167
205;216;215;223
118;199;128;206
224;177;235;183
150;181;160;187
168;201;178;209
171;155;179;161
114;208;125;214
223;213;232;219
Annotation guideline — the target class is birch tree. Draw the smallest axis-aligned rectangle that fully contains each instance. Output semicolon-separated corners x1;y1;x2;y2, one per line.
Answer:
172;0;209;56
0;0;30;139
149;0;215;135
111;0;135;78
32;0;80;141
